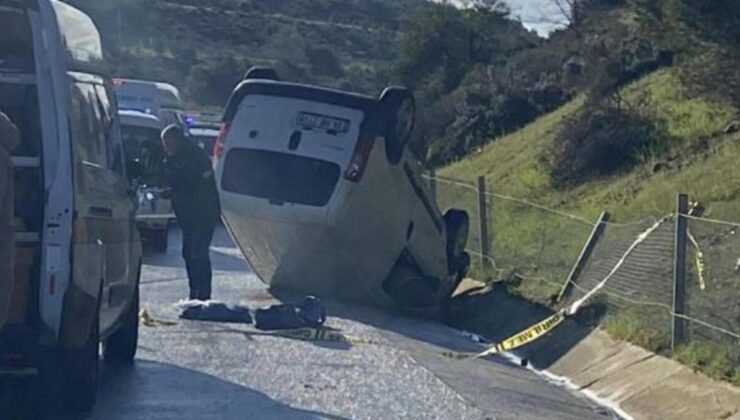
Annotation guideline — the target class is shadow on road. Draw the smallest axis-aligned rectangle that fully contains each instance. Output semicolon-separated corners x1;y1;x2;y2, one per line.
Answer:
447;282;600;369
267;281;599;371
141;224;595;369
75;360;344;420
2;360;345;420
267;288;492;358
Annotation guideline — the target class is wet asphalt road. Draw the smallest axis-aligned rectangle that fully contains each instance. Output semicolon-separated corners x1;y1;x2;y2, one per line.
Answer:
76;226;612;419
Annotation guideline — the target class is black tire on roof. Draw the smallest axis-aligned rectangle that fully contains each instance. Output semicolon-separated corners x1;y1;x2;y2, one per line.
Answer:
244;66;279;81
444;209;470;273
380;86;416;165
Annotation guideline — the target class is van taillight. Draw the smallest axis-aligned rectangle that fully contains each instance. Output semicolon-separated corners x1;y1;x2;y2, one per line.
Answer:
213;122;231;160
345;137;374;182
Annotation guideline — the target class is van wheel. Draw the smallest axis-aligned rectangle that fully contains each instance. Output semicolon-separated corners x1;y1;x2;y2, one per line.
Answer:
57;314;100;414
444;209;470;273
104;272;140;365
151;228;169;254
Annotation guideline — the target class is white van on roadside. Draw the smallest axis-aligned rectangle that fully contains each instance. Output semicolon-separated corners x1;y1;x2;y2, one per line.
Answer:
114;78;184;127
213;69;470;316
120;110;173;253
1;0;141;413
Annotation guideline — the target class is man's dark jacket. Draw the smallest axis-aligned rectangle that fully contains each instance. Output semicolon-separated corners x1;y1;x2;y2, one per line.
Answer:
165;142;221;230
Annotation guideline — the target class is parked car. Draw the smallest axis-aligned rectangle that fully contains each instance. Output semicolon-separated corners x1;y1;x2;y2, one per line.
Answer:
1;0;141;413
186;121;220;157
120;110;173;253
213;68;470;316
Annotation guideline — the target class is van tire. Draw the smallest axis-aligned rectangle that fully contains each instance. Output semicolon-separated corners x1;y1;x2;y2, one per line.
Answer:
380;87;415;165
444;209;470;273
103;284;139;366
57;313;100;414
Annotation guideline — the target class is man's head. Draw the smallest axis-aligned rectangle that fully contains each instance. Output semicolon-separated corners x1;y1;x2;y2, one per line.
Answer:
0;111;20;153
161;124;185;157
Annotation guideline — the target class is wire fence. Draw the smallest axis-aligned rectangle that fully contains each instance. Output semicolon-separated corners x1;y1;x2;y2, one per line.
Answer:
428;174;739;373
685;217;740;350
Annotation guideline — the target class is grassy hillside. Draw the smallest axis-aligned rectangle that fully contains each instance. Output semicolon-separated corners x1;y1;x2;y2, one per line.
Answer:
441;68;737;222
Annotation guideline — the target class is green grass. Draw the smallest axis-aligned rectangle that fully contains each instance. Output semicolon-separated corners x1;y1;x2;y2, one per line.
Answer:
674;341;740;386
602;307;672;353
440;69;737;220
438;67;740;386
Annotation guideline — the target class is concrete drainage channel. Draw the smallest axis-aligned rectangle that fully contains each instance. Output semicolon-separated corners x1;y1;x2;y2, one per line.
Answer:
498;349;630;420
448;329;627;419
450;315;740;420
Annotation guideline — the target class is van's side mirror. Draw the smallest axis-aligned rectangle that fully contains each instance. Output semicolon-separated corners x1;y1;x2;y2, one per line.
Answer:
380;86;416;164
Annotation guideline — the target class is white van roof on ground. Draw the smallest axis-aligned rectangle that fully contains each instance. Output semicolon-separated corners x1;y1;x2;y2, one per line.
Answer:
119;109;161;130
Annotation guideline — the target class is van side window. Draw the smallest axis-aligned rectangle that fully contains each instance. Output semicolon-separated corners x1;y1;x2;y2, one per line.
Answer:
95;84;125;175
70;82;108;168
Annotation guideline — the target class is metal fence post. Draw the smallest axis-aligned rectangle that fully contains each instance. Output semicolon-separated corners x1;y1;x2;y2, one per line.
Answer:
477;176;491;272
672;193;689;349
558;211;611;302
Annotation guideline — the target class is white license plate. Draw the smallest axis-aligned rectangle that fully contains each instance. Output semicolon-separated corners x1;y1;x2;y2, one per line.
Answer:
296;112;350;134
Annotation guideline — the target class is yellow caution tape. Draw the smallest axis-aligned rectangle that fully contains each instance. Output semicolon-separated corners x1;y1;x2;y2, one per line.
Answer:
139;309;178;327
687;231;706;290
444;310;567;360
695;249;706;290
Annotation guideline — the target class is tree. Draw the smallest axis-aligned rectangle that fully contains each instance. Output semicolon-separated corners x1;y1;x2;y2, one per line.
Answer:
306;47;344;77
395;2;523;92
552;0;579;25
185;55;250;107
677;0;740;49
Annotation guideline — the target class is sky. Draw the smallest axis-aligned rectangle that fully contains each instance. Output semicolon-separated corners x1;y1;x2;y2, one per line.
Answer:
435;0;570;37
506;0;569;36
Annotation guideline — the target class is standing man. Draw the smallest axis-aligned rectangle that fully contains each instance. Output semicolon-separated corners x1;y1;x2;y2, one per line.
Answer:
0;111;20;329
161;124;221;301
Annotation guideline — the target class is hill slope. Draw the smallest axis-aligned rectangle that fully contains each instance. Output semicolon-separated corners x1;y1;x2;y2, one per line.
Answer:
67;0;427;106
442;68;737;222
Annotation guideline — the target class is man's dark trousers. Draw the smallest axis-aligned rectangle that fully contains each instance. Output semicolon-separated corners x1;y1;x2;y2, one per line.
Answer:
182;224;216;300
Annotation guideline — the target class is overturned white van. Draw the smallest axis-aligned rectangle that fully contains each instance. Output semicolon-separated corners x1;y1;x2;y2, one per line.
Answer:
213;70;470;316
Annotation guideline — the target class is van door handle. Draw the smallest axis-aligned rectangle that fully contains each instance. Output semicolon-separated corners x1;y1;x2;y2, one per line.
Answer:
89;206;113;218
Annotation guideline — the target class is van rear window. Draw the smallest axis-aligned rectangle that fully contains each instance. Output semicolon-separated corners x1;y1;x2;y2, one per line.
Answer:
222;149;340;207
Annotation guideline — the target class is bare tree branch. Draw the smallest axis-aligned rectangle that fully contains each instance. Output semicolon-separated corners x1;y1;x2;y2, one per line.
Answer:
552;0;576;24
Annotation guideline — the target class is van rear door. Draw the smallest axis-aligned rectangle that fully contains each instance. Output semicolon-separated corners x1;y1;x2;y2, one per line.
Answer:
221;94;364;210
